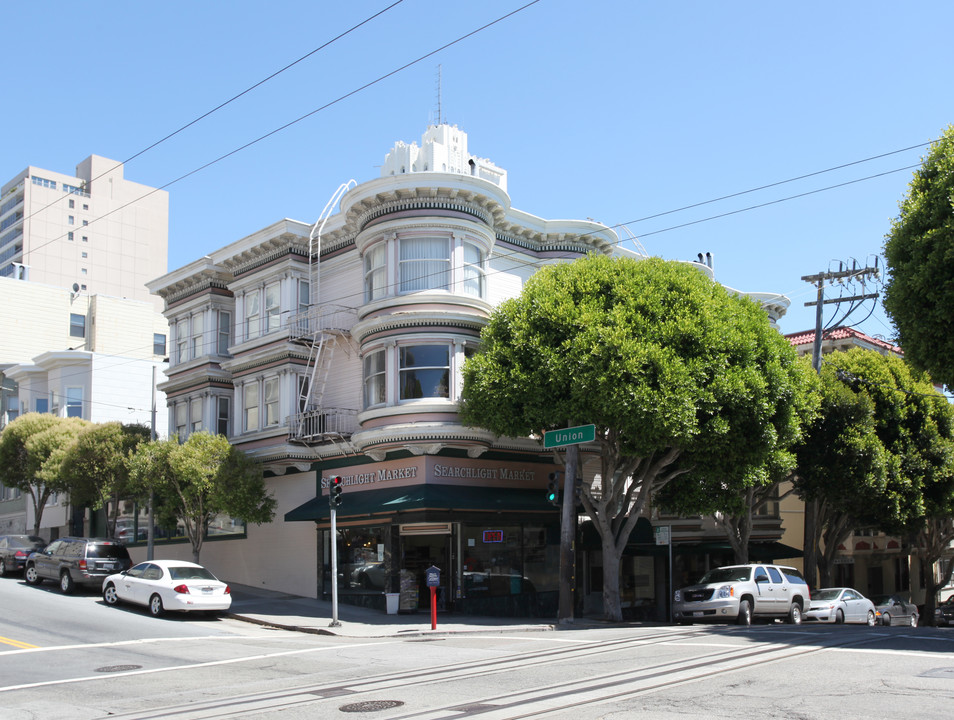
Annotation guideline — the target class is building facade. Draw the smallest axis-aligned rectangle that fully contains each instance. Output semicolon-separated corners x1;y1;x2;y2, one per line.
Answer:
146;125;792;616
0;277;169;537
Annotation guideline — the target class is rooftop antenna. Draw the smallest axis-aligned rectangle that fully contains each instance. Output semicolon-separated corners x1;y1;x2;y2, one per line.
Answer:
435;64;443;125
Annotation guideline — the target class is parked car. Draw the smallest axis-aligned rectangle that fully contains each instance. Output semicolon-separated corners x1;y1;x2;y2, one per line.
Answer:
0;535;46;576
804;587;876;625
24;537;132;593
870;593;919;627
351;562;387;589
673;564;811;626
102;559;232;617
935;598;954;627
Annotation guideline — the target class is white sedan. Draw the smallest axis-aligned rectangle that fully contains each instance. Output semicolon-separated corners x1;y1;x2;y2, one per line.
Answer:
102;559;232;617
804;587;876;625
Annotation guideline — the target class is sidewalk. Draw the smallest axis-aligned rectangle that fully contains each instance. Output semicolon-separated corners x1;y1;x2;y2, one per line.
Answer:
227;583;590;638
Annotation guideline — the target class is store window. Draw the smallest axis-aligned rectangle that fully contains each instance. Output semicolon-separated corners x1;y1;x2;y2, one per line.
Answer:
399;345;449;400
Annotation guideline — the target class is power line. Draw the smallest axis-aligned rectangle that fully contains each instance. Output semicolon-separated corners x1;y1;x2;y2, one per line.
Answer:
12;1;408;233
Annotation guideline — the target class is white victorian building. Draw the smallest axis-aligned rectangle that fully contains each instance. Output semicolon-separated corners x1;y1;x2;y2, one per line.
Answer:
146;125;791;616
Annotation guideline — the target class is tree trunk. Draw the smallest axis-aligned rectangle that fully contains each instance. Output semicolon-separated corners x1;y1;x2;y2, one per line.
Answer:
601;538;624;621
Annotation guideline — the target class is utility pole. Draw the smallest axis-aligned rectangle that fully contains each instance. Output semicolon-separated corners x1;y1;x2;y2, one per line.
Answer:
800;259;880;588
559;443;579;624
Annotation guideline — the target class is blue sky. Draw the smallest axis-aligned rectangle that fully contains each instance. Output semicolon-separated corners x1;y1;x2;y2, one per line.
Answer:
5;1;953;337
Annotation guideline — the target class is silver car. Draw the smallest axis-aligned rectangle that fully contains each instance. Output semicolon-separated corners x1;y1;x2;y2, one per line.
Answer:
673;564;811;626
804;587;876;625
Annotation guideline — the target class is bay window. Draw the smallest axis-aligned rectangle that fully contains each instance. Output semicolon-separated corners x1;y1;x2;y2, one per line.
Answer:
399;345;449;400
191;313;204;358
265;282;281;333
245;290;261;339
244;381;259;431
363;350;386;408
217;310;231;355
399;237;450;293
264;377;280;427
365;244;386;301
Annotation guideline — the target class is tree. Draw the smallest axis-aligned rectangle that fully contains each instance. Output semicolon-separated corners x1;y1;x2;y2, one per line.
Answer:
129;432;276;563
60;422;152;537
799;348;954;620
460;255;809;621
0;413;89;536
793;351;896;588
883;125;954;389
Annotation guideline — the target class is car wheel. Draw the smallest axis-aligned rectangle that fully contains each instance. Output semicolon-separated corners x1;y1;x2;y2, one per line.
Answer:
59;571;75;594
0;558;7;576
103;583;119;606
788;602;803;625
867;610;876;626
882;612;891;627
24;565;42;586
910;614;918;628
835;609;845;624
737;599;752;626
149;594;165;617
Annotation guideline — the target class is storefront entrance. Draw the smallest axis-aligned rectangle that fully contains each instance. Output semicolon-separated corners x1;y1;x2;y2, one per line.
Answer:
400;525;454;612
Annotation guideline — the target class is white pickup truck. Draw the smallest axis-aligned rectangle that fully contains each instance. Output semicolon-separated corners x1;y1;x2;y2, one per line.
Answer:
673;564;811;625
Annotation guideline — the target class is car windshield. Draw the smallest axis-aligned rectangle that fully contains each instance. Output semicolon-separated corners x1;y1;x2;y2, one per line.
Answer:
698;567;752;584
813;589;843;601
869;595;891;605
168;566;217;581
88;544;131;560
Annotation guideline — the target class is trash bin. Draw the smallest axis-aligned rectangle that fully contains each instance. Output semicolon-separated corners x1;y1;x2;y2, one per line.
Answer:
385;593;400;615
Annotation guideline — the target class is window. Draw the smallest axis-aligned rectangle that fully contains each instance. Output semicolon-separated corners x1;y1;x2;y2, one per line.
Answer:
217;310;231;355
463;241;485;297
68;231;74;241
245;290;260;339
69;313;86;338
365;244;386;301
82;220;88;226
216;396;230;436
264;377;279;426
298;280;310;314
81;236;88;242
69;199;75;209
81;251;87;258
68;215;74;225
81;268;87;275
31;176;56;190
176;318;188;363
399;237;450;293
175;403;187;440
190;397;203;433
399;345;449;400
265;282;281;333
191;313;204;358
153;333;166;356
36;398;49;413
363;350;386;408
244;381;259;431
65;387;83;418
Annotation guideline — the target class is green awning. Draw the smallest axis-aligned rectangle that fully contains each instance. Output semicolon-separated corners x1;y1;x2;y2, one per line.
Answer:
285;483;558;522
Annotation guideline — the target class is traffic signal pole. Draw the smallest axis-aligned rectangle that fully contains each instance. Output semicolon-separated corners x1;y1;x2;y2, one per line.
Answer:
559;443;579;624
328;475;343;628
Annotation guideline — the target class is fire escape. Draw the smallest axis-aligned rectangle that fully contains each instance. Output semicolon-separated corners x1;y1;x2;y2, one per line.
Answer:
287;303;359;449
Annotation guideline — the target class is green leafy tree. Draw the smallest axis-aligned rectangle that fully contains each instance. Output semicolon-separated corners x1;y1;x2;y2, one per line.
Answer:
130;432;276;562
460;255;809;621
60;422;152;537
0;413;89;536
801;349;954;621
659;356;819;564
793;351;896;588
883;125;954;389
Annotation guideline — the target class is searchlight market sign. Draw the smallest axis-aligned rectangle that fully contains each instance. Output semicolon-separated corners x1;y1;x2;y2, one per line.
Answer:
543;424;596;449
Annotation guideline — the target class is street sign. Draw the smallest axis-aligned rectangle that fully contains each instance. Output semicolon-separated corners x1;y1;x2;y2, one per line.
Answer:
543;424;596;449
654;526;670;546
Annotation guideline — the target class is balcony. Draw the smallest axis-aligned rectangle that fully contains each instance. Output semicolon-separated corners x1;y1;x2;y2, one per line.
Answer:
289;407;358;444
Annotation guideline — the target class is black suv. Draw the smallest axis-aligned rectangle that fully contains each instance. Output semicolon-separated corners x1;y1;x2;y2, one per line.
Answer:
25;537;132;593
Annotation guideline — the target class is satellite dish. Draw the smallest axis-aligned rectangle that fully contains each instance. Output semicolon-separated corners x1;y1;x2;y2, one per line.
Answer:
72;283;80;292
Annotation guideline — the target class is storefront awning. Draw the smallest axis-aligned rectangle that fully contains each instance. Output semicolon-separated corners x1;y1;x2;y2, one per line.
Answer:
285;483;557;522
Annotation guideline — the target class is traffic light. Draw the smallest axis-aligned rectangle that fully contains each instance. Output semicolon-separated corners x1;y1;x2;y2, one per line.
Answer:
546;472;561;506
574;476;583;500
329;475;343;508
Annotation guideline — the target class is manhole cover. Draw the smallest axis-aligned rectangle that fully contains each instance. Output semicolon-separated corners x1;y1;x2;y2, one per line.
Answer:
96;665;142;673
339;700;405;713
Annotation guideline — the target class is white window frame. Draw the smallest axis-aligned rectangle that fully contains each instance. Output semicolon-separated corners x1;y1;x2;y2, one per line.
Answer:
365;244;387;302
245;290;261;340
363;349;387;409
175;402;187;440
265;282;281;333
216;310;231;355
264;377;280;427
399;236;450;293
191;313;205;359
244;381;260;432
190;397;203;433
216;396;230;436
176;318;189;364
65;387;83;418
398;344;450;401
